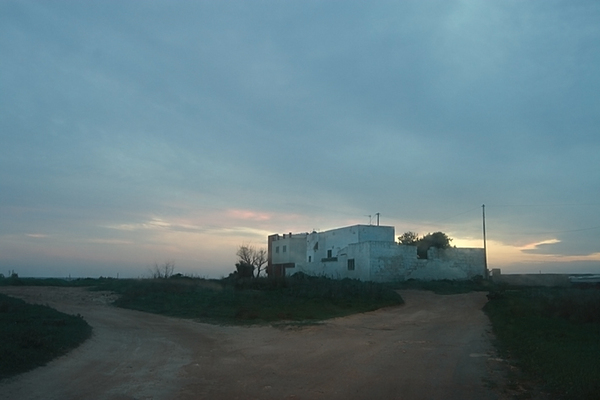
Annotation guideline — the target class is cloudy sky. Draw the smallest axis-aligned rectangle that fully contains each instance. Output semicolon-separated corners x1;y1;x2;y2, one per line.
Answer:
1;0;599;278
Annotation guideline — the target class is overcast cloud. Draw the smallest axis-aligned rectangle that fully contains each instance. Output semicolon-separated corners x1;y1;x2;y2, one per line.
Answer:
1;0;599;278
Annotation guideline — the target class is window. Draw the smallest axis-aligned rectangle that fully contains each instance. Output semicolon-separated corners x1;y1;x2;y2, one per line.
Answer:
283;245;287;253
347;259;355;271
327;249;332;258
308;256;312;262
275;246;279;253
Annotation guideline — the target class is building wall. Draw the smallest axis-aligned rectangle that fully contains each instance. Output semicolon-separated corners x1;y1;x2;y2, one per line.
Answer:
269;233;307;276
366;242;418;282
345;242;373;281
299;225;394;279
368;245;485;282
355;225;395;242
267;225;485;282
305;225;394;264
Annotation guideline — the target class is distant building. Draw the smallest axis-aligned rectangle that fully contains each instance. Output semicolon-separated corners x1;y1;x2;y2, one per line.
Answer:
267;224;486;282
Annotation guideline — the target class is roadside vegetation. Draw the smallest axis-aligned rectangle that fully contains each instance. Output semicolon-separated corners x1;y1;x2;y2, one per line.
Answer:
0;292;92;381
95;273;404;324
484;285;600;400
5;271;599;398
0;273;403;325
390;276;490;294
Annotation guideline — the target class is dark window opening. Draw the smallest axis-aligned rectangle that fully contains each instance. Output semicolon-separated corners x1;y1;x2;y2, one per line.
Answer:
327;249;332;258
348;259;355;271
321;257;338;262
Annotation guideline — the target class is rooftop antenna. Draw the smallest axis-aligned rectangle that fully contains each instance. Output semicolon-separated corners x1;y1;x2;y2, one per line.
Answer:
365;215;372;225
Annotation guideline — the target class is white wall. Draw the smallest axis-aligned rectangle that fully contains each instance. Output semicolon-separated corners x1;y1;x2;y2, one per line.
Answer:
369;245;486;282
268;225;485;282
367;242;417;282
305;225;394;263
301;225;394;278
355;225;395;242
270;233;307;274
415;247;485;280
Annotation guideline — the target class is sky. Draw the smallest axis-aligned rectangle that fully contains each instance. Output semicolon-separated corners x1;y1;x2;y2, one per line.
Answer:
1;0;599;279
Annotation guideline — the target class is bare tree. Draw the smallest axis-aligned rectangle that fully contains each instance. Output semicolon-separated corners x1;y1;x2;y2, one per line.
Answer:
150;261;175;279
236;245;268;278
253;248;268;277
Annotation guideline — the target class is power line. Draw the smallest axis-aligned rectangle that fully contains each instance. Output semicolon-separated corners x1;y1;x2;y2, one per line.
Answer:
431;206;481;224
515;225;600;236
485;204;600;236
488;203;600;208
425;205;600;239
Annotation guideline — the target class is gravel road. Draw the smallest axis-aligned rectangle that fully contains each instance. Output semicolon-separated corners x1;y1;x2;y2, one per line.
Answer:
0;286;508;400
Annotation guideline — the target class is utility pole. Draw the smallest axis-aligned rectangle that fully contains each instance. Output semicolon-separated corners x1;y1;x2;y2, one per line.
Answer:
482;204;488;278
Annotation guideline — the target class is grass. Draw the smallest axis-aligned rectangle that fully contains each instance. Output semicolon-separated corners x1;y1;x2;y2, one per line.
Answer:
91;273;404;324
0;275;404;325
390;277;491;294
484;286;600;399
0;293;92;381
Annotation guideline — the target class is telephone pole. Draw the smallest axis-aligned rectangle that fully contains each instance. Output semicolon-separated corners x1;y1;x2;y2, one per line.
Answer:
482;204;488;278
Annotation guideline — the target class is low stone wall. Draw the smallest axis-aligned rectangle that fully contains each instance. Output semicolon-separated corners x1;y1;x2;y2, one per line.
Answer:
369;245;485;282
366;242;416;282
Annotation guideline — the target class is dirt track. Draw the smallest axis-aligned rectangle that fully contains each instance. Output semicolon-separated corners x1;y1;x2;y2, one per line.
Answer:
0;287;508;400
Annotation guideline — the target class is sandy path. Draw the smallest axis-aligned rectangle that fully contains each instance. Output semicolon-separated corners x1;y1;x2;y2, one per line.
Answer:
0;286;506;400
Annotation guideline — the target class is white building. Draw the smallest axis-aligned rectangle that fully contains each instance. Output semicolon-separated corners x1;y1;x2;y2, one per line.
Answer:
267;224;486;282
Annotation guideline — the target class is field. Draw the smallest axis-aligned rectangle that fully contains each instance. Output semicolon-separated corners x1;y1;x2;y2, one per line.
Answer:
484;285;600;399
2;274;600;399
94;273;404;324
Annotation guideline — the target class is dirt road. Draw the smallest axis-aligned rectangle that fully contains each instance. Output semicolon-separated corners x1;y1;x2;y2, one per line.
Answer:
0;287;507;400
